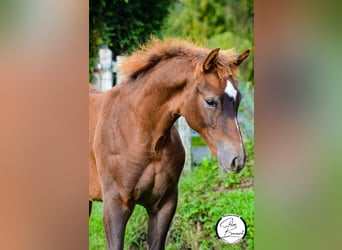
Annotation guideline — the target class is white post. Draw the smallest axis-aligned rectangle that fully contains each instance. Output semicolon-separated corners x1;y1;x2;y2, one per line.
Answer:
114;55;126;85
177;117;192;174
98;45;113;91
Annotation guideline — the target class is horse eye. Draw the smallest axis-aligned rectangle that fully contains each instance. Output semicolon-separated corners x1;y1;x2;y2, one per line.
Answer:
205;99;218;108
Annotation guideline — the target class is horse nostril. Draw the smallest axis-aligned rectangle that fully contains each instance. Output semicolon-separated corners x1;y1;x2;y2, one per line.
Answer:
231;157;239;170
230;155;245;172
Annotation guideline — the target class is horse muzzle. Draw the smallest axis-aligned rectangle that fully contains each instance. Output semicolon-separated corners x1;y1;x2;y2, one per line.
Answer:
217;145;246;173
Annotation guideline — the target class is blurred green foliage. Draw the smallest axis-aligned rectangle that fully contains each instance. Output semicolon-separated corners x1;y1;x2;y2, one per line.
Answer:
191;136;206;147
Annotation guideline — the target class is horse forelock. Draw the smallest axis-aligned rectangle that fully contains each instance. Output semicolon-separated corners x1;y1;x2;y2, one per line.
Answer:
119;38;239;82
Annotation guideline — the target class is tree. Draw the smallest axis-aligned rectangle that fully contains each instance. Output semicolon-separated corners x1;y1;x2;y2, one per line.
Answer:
89;0;175;74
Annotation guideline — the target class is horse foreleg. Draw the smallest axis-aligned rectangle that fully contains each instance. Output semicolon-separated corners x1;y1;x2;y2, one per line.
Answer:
147;190;178;250
103;196;134;250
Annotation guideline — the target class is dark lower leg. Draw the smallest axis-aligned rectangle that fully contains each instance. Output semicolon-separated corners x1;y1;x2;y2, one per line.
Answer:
147;192;178;250
103;197;134;250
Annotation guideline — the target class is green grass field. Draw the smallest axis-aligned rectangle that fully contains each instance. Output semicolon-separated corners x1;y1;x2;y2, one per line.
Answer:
89;140;254;250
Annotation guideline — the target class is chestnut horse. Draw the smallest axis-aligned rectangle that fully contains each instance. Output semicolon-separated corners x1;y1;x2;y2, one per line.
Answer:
89;39;250;250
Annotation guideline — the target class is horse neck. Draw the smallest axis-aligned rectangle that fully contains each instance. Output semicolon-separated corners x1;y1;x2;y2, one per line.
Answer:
124;57;192;149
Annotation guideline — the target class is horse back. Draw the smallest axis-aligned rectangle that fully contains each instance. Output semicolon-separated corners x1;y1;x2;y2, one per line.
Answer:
89;84;102;94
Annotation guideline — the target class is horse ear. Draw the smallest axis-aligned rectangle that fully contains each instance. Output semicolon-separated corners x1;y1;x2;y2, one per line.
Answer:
203;48;220;72
235;49;250;66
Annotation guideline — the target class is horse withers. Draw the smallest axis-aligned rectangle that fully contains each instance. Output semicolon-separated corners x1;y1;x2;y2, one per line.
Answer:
89;38;250;250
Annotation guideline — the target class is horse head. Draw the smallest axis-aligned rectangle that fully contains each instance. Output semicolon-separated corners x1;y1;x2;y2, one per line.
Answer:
181;48;250;173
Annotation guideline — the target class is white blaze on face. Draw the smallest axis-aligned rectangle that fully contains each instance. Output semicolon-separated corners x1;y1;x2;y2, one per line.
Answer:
225;79;244;151
225;79;237;101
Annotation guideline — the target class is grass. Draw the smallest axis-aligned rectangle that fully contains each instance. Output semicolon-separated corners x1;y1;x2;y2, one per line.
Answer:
89;202;106;249
89;140;254;250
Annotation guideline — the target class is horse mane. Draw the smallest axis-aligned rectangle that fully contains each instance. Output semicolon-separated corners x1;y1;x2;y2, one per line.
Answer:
119;38;240;82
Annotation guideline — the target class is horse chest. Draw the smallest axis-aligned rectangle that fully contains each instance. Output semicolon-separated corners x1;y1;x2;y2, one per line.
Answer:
134;164;175;205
